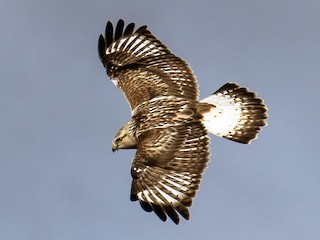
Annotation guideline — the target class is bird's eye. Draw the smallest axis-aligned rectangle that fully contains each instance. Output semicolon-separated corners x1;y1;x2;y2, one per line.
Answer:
116;137;123;142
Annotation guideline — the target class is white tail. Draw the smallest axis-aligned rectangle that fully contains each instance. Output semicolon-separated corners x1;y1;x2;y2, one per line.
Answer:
200;83;267;144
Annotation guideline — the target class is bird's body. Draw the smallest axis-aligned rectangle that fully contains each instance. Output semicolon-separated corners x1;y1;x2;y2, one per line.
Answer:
98;19;268;224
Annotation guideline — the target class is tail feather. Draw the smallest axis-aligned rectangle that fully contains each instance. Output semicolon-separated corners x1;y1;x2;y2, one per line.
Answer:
200;83;268;144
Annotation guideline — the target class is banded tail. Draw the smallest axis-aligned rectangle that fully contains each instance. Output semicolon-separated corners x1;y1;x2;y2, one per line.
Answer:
200;83;268;144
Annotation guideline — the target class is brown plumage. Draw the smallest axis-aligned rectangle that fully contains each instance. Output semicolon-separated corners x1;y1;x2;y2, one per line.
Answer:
98;19;268;224
98;19;199;110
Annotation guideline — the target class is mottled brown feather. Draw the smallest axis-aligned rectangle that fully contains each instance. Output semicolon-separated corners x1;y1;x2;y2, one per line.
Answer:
98;19;199;111
129;98;210;224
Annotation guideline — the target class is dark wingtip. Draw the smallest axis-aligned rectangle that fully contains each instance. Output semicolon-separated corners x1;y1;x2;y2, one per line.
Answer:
152;203;167;222
176;205;190;220
139;200;153;212
101;20;148;52
115;19;125;41
136;25;148;33
98;35;106;63
105;21;114;47
124;22;135;36
130;192;138;201
163;206;180;224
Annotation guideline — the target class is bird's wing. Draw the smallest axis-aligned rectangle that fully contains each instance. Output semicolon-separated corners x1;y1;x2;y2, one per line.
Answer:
98;19;199;111
130;122;210;224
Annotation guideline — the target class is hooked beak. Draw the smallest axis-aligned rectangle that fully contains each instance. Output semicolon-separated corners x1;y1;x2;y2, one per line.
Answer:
112;143;117;152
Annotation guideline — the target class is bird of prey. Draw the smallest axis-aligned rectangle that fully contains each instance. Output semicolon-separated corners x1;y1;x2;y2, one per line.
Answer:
98;19;268;224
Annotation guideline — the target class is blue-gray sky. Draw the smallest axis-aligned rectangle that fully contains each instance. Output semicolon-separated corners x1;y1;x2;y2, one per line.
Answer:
1;0;320;239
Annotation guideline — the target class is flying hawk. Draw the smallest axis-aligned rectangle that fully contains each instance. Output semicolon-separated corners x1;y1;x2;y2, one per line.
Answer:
98;19;268;224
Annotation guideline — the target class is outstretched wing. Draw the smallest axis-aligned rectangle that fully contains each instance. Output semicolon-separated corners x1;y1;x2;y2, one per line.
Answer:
130;122;210;224
98;19;199;111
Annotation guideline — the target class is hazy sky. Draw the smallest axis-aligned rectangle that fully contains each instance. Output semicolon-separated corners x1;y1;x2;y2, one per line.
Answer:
1;1;320;239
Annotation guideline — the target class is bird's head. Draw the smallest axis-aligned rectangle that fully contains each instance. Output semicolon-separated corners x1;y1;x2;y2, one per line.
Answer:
112;121;137;152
